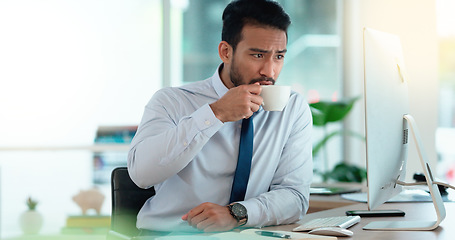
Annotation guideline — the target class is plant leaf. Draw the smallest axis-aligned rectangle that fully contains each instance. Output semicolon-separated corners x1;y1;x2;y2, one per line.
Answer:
312;130;342;156
310;97;360;126
328;162;367;183
312;130;365;156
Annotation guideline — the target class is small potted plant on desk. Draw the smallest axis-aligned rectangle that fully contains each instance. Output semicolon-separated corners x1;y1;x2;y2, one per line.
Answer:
19;196;43;234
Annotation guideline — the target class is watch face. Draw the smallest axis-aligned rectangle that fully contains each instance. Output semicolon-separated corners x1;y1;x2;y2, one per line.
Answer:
231;203;247;218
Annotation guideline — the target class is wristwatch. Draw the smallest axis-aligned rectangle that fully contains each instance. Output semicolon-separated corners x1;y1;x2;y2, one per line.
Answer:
227;202;248;226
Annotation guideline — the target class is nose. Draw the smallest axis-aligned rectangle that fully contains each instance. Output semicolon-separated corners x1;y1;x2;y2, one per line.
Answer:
259;58;275;79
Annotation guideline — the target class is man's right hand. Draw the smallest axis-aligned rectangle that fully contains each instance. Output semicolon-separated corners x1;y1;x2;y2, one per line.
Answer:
210;83;263;123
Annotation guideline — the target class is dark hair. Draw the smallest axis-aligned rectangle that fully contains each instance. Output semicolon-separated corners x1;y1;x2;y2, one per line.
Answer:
222;0;291;51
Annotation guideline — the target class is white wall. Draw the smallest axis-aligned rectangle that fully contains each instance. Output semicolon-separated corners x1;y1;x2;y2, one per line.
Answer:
0;0;162;237
343;0;439;180
0;0;162;147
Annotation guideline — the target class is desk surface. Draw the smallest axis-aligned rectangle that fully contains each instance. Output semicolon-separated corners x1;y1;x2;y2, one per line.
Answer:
308;183;366;213
266;202;455;240
13;202;450;240
130;202;455;240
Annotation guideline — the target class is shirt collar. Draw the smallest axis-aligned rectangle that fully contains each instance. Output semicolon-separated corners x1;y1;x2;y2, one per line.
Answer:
212;63;229;98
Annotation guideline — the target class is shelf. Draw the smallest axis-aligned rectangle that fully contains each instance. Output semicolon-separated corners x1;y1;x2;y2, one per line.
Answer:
4;234;106;240
0;144;130;152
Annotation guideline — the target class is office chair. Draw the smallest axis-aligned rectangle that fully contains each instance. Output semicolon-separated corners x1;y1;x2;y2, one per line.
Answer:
107;167;155;240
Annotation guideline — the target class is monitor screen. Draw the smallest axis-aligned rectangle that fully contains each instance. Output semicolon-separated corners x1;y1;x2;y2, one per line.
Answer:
363;27;410;210
362;27;446;231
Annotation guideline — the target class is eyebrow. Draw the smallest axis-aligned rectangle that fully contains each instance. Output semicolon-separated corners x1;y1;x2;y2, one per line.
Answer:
249;48;287;54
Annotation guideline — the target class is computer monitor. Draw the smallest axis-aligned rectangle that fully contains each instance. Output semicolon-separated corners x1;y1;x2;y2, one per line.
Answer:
362;27;446;230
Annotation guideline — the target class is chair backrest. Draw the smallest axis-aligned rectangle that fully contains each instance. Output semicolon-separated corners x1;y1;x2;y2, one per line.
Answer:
110;167;155;237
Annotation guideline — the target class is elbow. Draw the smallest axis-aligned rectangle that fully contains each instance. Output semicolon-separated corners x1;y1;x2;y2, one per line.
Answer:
128;170;151;189
127;147;153;189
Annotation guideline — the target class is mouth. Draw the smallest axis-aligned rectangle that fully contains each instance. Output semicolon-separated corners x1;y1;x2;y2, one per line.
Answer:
258;80;274;85
251;78;275;85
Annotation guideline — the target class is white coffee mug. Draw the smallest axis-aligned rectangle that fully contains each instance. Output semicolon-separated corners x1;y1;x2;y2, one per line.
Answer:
260;85;291;111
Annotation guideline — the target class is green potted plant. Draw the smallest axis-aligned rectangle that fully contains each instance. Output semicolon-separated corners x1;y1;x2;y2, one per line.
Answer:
310;97;366;182
19;196;43;234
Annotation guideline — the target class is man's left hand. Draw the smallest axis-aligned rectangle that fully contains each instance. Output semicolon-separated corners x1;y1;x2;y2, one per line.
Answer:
182;202;238;232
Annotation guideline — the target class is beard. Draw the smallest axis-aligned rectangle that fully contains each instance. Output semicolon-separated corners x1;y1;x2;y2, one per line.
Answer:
229;58;275;87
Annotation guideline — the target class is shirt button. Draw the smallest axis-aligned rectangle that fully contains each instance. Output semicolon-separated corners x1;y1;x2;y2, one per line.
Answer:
183;141;188;147
204;120;211;126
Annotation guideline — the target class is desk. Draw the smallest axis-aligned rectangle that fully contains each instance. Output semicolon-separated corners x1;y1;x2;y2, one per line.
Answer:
265;202;455;240
132;202;455;240
308;194;357;213
308;183;366;213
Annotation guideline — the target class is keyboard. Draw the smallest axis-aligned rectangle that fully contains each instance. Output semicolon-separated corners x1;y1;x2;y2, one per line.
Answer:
293;215;361;231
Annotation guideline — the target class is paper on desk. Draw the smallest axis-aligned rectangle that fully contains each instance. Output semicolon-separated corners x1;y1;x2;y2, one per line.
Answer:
240;229;337;240
156;236;218;240
155;229;337;240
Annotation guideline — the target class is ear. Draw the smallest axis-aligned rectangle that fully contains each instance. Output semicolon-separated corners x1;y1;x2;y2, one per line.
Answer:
218;41;233;64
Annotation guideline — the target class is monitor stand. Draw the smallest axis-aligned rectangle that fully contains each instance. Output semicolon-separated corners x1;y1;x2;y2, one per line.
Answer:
363;114;446;231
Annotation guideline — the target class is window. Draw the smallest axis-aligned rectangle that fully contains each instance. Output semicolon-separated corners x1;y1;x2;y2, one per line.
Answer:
436;0;455;185
177;0;343;177
178;0;342;102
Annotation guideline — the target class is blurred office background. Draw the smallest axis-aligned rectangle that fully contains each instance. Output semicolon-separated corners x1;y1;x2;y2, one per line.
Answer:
0;0;454;238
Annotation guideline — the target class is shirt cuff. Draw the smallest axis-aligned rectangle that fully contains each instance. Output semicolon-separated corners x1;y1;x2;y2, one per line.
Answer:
190;103;223;136
239;198;263;227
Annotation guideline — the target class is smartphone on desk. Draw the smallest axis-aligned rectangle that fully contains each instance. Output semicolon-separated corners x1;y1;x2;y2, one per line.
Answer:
346;209;405;217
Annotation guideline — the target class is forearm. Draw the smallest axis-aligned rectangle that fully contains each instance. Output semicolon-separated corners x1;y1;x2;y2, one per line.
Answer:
128;103;223;188
241;184;310;227
241;150;312;228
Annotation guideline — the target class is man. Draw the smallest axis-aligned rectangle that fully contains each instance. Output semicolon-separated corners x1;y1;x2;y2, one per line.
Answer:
128;0;312;234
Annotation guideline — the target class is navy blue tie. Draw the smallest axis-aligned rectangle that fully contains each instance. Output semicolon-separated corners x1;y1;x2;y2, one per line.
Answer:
230;116;254;203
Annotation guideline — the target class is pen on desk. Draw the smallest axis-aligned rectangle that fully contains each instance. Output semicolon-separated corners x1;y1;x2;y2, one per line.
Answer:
255;230;292;239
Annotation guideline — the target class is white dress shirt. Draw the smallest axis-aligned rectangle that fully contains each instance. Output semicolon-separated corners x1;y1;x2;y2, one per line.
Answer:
128;65;313;232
